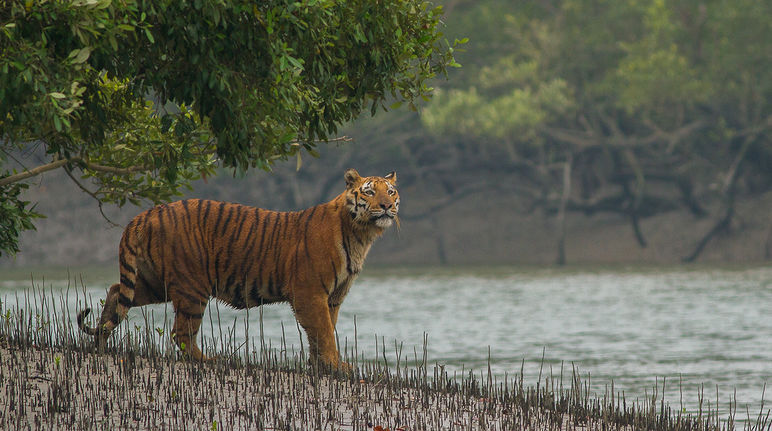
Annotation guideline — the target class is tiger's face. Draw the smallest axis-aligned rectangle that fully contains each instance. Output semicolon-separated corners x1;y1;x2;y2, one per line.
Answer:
344;169;400;228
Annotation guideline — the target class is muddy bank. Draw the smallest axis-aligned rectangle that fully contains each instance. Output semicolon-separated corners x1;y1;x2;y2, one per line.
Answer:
1;283;766;430
0;342;606;431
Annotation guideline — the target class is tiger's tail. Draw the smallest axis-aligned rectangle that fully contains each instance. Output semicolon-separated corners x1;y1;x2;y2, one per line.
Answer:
77;230;140;340
76;308;102;336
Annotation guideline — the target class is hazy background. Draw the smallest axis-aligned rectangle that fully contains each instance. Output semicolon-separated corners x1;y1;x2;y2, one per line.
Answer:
2;0;771;268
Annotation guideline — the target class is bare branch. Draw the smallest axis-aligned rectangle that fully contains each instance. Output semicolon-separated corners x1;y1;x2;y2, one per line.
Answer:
0;156;147;187
76;160;147;175
0;158;69;187
63;166;121;228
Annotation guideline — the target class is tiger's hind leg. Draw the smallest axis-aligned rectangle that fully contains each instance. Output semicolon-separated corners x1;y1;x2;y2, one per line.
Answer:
85;283;123;348
78;260;167;349
171;295;209;361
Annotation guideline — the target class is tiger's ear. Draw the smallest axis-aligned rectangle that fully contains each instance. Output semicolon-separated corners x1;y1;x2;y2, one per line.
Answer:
384;171;397;185
344;169;361;189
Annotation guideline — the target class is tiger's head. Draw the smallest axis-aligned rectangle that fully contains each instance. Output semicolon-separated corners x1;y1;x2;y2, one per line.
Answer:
344;169;400;229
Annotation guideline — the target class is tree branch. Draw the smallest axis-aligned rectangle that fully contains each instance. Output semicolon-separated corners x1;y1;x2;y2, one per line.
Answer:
0;158;69;187
63;165;121;228
0;156;147;187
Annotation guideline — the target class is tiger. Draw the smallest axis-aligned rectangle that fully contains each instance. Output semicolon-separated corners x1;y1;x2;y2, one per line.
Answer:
77;169;399;369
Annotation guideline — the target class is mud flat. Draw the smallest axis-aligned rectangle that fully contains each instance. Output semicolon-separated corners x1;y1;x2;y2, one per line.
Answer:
0;290;769;430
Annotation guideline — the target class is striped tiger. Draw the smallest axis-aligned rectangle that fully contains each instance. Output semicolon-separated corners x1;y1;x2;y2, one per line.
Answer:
77;169;399;369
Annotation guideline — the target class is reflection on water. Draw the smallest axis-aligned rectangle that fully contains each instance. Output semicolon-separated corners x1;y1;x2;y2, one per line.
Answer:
1;265;771;416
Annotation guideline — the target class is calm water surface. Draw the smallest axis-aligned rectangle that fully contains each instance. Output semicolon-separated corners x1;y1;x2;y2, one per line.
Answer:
1;265;770;416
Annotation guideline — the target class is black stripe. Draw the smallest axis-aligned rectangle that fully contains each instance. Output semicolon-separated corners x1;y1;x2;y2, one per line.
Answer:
270;212;282;246
175;288;205;306
271;214;287;294
181;200;196;241
176;202;199;263
192;230;207;280
213;202;227;234
109;312;120;324
170;203;180;231
281;212;291;239
249;279;263;306
193;200;213;289
119;256;134;274
219;205;236;236
144;213;153;258
236;210;260;297
156;206;167;278
340;217;353;274
213;208;235;286
238;210;260;273
118;293;133;307
331;260;339;291
201;200;213;224
225;273;236;294
120;274;135;290
194;204;214;291
229;206;248;243
254;211;273;292
267;274;277;298
302;206;317;239
221;208;248;280
123;219;138;255
213;251;222;293
231;284;246;309
267;213;283;270
196;199;204;226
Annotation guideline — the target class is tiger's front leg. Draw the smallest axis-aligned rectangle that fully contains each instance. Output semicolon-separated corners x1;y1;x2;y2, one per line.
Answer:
171;296;209;361
292;295;349;370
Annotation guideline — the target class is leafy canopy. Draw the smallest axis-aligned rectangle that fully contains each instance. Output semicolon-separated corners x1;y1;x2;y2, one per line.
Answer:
0;0;460;257
423;0;771;187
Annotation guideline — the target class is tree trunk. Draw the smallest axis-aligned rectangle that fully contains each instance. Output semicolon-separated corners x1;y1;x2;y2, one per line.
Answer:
683;137;752;262
556;156;573;265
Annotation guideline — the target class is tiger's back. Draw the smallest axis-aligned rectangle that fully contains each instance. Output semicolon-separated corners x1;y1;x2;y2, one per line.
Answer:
77;169;399;368
128;199;346;307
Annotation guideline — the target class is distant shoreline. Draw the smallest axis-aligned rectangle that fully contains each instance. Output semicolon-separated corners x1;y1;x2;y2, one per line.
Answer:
2;166;770;268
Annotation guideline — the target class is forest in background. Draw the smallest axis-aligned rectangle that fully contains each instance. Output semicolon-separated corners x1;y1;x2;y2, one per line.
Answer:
2;0;771;267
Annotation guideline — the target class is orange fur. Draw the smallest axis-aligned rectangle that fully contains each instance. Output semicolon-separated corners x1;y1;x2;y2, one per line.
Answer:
77;169;399;368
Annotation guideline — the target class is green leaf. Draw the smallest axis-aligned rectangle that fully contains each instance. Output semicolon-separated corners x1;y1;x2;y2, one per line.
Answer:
50;92;66;99
108;34;118;51
73;48;92;64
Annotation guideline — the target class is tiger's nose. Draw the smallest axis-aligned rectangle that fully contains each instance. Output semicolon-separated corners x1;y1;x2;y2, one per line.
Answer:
380;202;392;210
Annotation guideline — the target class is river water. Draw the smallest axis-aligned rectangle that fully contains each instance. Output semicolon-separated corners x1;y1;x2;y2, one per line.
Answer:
1;265;770;418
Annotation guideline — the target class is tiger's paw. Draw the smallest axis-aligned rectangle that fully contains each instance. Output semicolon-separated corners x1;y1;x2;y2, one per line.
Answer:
310;356;353;374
